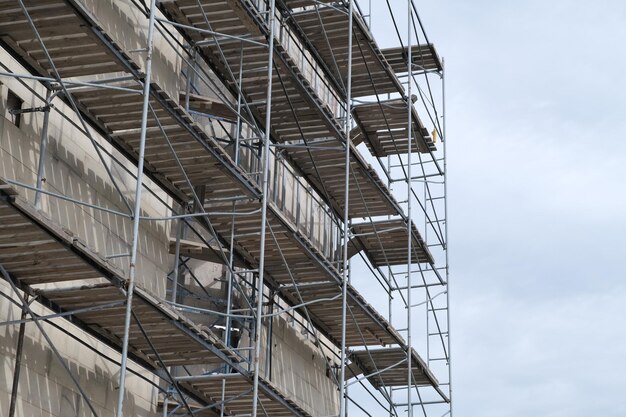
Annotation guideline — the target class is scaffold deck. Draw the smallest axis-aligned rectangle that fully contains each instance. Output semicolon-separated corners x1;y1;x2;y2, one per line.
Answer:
174;373;314;417
291;5;404;98
168;238;245;267
69;83;256;202
206;196;405;346
381;44;443;74
206;197;340;286
281;282;404;346
352;97;436;157
350;219;434;266
0;184;238;371
349;347;439;389
39;283;237;368
160;0;402;220
0;0;259;205
280;0;335;10
160;0;341;143
287;141;402;218
0;0;127;79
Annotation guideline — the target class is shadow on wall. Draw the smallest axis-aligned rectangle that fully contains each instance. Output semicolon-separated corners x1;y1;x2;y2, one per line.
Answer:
268;315;340;417
77;0;182;100
0;302;156;417
54;115;172;298
1;83;173;298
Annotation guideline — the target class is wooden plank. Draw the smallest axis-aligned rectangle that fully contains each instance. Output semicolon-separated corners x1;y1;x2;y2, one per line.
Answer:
168;238;247;267
280;282;403;347
291;5;403;97
381;43;443;74
179;92;237;122
350;347;439;389
352;97;436;157
350;219;434;267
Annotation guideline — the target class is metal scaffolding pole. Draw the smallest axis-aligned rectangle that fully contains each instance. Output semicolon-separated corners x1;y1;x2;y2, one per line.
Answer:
34;90;51;209
171;220;183;304
406;1;415;416
224;44;245;355
251;0;276;415
7;294;29;417
442;57;453;417
387;153;394;417
115;0;157;415
339;1;354;416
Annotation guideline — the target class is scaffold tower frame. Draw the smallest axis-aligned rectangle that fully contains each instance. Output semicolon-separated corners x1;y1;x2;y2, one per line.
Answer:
0;1;451;417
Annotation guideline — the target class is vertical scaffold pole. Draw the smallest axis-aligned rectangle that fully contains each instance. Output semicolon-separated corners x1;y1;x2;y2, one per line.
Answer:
115;1;157;415
225;42;245;356
34;90;51;209
251;0;276;415
387;154;394;417
339;1;353;416
406;1;414;416
442;57;453;416
8;294;29;417
171;220;183;303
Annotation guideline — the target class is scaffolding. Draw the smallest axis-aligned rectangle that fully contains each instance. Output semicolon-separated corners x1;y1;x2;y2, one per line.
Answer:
0;0;450;417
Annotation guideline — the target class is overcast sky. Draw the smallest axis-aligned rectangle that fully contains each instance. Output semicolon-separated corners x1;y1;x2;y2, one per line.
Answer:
353;1;626;416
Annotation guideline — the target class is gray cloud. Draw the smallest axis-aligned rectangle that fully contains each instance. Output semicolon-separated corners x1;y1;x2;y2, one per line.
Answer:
349;1;626;416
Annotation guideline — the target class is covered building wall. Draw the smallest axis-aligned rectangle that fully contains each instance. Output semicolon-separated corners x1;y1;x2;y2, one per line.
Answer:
0;1;341;413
